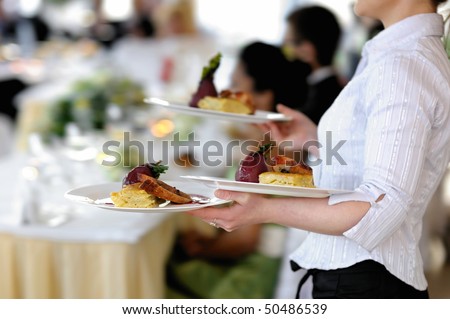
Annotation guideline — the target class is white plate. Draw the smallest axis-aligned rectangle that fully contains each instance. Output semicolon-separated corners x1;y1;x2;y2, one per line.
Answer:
181;176;352;198
65;181;232;213
145;97;291;124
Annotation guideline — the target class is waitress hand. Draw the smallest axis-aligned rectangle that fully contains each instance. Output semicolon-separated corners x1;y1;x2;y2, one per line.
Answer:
258;104;319;156
186;190;270;232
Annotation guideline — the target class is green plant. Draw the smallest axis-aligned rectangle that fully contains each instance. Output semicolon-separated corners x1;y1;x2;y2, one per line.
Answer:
48;73;147;137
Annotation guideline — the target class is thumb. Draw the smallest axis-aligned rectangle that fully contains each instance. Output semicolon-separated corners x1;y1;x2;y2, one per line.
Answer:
276;104;299;117
214;189;248;202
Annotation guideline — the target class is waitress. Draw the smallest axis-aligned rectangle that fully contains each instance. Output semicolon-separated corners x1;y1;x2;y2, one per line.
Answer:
188;0;450;298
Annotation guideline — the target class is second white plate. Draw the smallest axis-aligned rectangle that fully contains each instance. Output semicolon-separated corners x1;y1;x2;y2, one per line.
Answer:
181;176;352;198
145;97;291;124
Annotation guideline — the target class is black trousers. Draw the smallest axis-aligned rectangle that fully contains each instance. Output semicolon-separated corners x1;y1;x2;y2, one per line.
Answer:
296;260;429;299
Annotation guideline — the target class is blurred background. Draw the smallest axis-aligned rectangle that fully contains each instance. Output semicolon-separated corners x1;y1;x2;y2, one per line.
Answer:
0;0;449;299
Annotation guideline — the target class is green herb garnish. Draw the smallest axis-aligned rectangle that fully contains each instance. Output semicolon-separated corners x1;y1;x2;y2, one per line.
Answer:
201;53;222;81
146;161;169;179
258;143;273;154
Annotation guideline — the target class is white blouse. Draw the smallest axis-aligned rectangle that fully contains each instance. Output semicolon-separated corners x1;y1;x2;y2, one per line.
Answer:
290;13;450;291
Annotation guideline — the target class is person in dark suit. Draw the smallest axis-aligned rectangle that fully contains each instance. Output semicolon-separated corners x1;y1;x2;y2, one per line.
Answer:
285;5;343;125
271;6;344;298
0;79;27;122
165;42;312;299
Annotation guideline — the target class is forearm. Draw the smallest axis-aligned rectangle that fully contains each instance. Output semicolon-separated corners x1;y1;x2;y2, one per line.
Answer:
258;197;370;236
188;191;371;235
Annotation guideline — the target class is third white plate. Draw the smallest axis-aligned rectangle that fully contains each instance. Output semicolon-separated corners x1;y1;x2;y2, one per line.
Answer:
145;97;291;124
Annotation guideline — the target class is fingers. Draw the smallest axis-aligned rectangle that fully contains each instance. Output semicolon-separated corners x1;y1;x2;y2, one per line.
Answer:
264;120;283;134
277;104;310;125
256;123;271;133
214;189;250;202
186;206;225;220
185;207;236;232
186;191;247;229
186;191;266;232
276;104;299;116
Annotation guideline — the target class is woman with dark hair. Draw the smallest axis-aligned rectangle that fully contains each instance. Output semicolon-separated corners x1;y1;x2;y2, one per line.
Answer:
231;41;310;113
285;5;343;125
165;42;308;299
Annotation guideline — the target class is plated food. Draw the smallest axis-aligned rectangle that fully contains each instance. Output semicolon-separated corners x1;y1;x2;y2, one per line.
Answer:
189;53;221;108
181;175;348;199
259;155;314;188
198;90;255;115
189;53;256;115
235;144;315;188
145;97;291;123
111;162;192;208
110;183;165;208
146;53;292;123
65;181;232;213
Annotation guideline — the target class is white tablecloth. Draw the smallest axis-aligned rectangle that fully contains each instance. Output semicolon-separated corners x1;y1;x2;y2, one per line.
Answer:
0;153;173;244
0;152;180;298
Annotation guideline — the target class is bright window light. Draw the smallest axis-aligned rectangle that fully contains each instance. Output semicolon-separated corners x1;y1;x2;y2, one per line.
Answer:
18;0;42;17
195;0;287;45
312;0;353;26
102;0;134;22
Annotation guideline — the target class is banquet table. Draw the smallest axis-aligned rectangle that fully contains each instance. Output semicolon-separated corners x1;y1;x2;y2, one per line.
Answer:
0;153;181;299
0;48;235;297
0;215;177;299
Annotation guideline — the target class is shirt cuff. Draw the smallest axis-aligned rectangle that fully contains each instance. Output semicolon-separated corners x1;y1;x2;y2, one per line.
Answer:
328;189;377;206
341;192;408;251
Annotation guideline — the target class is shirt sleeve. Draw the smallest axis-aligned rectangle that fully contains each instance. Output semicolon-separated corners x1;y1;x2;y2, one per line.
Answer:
329;54;435;252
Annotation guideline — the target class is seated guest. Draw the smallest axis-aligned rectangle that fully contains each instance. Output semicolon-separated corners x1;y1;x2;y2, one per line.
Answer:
231;41;310;113
166;222;283;299
125;0;158;38
166;42;310;299
153;0;198;38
